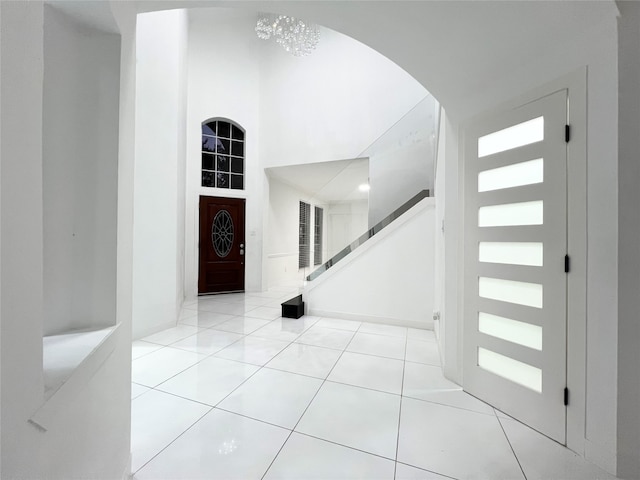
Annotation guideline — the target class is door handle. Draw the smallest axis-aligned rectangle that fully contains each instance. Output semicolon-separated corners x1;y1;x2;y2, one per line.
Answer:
240;244;244;255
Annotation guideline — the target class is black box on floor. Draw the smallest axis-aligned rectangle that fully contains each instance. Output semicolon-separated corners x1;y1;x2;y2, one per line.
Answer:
281;295;304;319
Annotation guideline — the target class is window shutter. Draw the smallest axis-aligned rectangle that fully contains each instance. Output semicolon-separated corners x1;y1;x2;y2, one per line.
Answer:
299;201;311;268
314;206;323;265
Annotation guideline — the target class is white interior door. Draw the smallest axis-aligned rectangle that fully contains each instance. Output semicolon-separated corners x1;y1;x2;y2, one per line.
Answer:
463;90;568;443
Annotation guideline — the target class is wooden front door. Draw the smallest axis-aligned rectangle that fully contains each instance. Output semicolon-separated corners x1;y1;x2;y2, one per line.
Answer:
198;196;245;294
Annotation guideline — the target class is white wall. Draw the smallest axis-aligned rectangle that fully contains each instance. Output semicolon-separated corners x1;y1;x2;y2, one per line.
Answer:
442;116;461;384
327;201;368;258
305;200;435;329
432;107;446;345
42;5;119;336
259;25;427;168
1;3;46;474
579;24;619;473
1;2;130;477
266;178;369;289
184;9;264;299
266;177;328;288
616;2;640;477
132;9;188;339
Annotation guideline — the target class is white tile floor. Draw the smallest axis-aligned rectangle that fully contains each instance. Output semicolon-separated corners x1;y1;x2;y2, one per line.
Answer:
131;290;617;480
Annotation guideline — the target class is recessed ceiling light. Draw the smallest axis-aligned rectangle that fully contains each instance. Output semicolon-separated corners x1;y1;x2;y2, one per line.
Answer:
359;183;370;192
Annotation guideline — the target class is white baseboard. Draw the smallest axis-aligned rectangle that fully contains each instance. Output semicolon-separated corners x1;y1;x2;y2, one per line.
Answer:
307;308;434;330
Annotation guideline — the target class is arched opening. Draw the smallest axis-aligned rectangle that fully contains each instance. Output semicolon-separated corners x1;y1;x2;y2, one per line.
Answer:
1;1;631;478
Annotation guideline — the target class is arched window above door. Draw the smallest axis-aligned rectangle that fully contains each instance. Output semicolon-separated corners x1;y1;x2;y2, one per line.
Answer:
202;119;245;190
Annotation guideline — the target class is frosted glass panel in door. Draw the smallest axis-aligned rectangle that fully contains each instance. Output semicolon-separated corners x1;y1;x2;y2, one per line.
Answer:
478;158;544;192
478;348;542;392
478;277;543;308
479;242;543;266
478;201;543;227
477;116;544;158
464;89;567;443
478;312;542;350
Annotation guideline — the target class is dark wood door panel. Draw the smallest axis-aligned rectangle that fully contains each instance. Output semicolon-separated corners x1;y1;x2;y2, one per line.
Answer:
198;196;245;294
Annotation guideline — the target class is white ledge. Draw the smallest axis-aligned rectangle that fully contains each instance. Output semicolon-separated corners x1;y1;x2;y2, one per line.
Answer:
30;324;120;431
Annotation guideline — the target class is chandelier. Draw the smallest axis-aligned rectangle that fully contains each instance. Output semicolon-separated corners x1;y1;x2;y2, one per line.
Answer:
255;14;320;57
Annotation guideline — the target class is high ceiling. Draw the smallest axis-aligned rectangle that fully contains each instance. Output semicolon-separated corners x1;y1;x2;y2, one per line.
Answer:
266;158;369;203
48;0;618;121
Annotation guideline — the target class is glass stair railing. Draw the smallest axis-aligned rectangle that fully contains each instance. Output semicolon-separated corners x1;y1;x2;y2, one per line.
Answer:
266;94;440;290
306;189;430;281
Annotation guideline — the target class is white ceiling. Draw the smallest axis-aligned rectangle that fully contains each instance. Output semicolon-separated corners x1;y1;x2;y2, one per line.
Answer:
48;0;618;121
266;158;369;203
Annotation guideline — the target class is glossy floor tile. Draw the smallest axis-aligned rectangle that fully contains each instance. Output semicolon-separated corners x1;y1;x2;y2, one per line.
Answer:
265;342;342;379
245;305;282;320
131;346;207;387
214;335;290;366
347;331;406;360
222;294;272;306
359;322;408;338
251;317;318;342
218;368;322;428
179;310;236;328
500;416;617;480
131;389;211;472
394;462;451;479
314;317;362;331
263;432;396;479
211;316;271;334
156;356;259;406
397;397;524;479
402;362;460;400
131;340;163;360
405;339;441;366
141;324;201;346
198;301;258;316
407;327;437;343
410;388;496;416
295;324;355;350
170;328;244;355
179;308;198;320
131;291;615;479
328;350;404;394
295;381;401;459
131;382;150;400
134;409;290;479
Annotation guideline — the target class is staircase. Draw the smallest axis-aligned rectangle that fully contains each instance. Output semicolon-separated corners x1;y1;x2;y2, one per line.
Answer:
307;189;430;282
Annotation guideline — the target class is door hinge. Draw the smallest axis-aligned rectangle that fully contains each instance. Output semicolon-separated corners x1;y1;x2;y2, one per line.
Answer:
565;124;570;143
564;254;570;273
564;387;569;406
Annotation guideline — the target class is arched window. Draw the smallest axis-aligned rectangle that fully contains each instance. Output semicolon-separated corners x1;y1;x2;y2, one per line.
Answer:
201;119;245;190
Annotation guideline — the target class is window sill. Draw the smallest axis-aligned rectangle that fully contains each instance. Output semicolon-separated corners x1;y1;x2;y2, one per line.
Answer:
30;324;120;431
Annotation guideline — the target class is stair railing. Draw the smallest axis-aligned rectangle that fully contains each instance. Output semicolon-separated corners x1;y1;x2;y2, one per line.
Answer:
306;189;430;281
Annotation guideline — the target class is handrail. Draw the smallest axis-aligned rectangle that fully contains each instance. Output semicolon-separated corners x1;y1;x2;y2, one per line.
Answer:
306;189;430;281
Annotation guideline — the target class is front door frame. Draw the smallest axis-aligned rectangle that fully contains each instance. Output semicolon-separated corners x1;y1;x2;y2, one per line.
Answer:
198;195;246;294
458;68;587;453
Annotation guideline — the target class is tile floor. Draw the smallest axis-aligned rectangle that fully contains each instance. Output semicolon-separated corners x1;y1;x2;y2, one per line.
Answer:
130;289;616;480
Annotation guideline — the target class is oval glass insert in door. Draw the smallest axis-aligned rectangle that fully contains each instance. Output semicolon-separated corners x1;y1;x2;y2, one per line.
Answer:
211;209;234;258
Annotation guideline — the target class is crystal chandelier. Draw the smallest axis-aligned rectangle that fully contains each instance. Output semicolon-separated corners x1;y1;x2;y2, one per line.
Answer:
255;14;320;57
